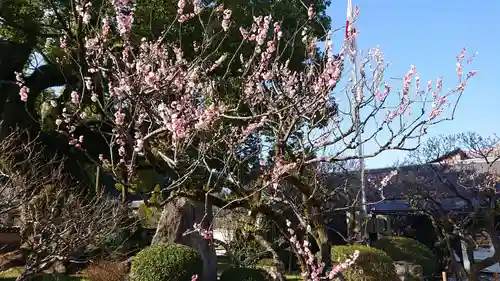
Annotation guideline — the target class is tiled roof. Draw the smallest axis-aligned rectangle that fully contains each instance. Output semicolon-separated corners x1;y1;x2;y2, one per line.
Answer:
327;156;500;213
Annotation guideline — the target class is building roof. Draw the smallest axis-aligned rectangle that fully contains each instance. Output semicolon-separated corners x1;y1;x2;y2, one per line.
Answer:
329;154;500;213
430;148;470;163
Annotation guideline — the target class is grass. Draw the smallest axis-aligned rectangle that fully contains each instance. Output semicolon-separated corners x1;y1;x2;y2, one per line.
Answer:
285;274;301;281
0;268;87;281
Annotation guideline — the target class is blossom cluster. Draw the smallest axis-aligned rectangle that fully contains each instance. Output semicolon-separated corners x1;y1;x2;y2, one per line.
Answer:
14;72;29;102
28;0;473;201
286;220;359;281
75;0;93;24
193;223;213;241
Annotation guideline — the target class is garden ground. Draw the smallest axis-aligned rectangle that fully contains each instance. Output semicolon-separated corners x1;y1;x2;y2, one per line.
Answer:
0;267;302;281
0;268;86;281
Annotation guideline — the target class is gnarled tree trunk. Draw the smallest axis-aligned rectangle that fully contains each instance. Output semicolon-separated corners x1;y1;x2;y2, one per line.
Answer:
253;233;287;281
152;197;217;281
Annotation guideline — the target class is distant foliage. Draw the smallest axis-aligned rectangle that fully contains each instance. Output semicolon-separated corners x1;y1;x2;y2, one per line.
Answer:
227;227;266;263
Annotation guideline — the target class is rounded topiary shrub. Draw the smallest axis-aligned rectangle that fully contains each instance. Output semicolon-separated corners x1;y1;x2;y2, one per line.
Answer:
130;243;202;281
373;236;438;276
331;245;397;281
220;267;271;281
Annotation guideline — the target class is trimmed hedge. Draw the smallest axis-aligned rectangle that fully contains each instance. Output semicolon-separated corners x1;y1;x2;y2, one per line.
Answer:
130;243;202;281
373;236;437;276
220;267;272;281
331;245;397;281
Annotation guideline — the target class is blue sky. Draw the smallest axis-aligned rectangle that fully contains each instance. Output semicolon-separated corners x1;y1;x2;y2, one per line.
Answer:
325;0;500;168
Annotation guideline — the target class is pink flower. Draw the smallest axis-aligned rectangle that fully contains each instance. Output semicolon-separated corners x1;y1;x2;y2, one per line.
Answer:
193;0;202;14
19;86;29;102
273;22;282;39
114;0;134;36
177;0;185;14
114;111;125;125
457;81;467;91
428;108;442;119
456;62;463;77
134;139;143;152
206;54;228;72
101;18;110;37
168;115;188;140
178;13;194;23
287;220;359;280
307;5;315;19
239;27;249;39
203;230;213;240
436;76;443;91
467;70;478;78
77;2;92;24
71;91;79;105
84;77;92;90
145;72;156;86
402;64;416;97
221;9;232;31
259;157;266;166
82;12;91;24
195;104;221;130
60;35;68;50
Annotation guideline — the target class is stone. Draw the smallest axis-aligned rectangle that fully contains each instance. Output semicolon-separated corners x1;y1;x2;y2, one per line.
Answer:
151;197;217;281
260;265;280;281
394;261;423;281
53;261;66;274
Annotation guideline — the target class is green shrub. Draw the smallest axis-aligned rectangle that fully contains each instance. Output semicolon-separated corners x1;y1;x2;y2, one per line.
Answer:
228;231;266;262
130;243;202;281
220;267;271;281
331;245;397;281
373;236;437;276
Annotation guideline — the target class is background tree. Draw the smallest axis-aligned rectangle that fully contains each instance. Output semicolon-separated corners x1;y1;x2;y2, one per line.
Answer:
404;132;500;281
18;183;127;281
0;130;129;281
0;131;43;218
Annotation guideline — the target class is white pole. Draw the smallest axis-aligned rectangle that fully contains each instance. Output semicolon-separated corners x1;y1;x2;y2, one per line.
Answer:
346;0;367;243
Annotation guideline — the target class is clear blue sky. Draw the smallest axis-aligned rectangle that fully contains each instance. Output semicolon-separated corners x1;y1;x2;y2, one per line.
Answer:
326;0;500;168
